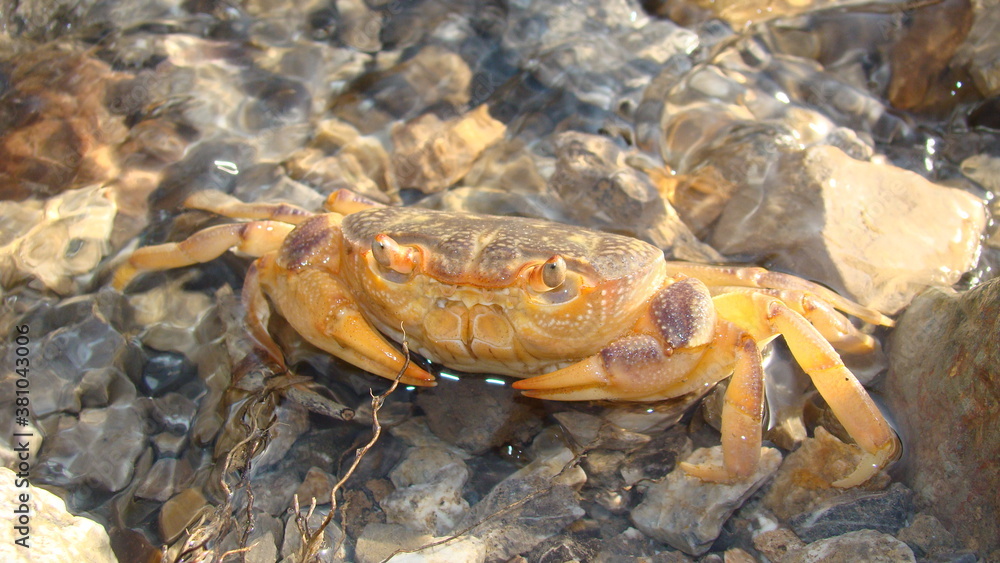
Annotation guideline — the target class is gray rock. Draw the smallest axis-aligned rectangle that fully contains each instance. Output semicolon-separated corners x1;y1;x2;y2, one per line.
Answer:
593;527;692;562
782;529;916;563
35;399;147;494
458;445;585;560
631;446;782;555
896;512;959;559
415;377;545;455
789;482;915;543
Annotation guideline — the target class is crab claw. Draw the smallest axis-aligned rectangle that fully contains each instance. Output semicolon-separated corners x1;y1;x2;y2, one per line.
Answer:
515;277;718;401
513;335;710;401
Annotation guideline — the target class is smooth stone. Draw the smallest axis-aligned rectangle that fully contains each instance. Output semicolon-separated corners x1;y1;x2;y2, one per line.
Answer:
354;522;485;563
280;508;347;563
381;462;470;535
159;487;209;544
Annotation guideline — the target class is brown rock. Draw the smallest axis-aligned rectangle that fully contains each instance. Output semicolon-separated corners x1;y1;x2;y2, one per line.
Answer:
763;426;890;521
391;104;506;193
884;278;1000;555
782;529;915;563
753;528;806;562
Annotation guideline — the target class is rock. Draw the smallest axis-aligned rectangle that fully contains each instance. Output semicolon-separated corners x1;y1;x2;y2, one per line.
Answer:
782;529;916;563
630;446;782;556
391;104;506;193
550;131;722;262
0;46;127;200
620;427;693;487
884;278;1000;555
896;512;960;559
294;467;338;506
381;450;470;535
0;467;115;562
354;522;486;563
788;482;915;543
0;186;117;295
217;510;283;563
753;528;807;562
552;411;651;452
415;377;545;455
159;487;209;544
762;426;891;521
709;145;986;313
35;399;147;494
135;457;194;502
593;527;691;562
457;443;585;560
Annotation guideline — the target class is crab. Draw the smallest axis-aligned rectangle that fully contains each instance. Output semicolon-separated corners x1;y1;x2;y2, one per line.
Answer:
113;189;899;487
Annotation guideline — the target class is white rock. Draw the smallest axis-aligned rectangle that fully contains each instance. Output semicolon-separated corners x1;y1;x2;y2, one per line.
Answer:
0;467;115;562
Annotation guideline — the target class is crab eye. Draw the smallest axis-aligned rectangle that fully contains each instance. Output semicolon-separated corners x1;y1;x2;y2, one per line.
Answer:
372;234;416;275
529;255;566;292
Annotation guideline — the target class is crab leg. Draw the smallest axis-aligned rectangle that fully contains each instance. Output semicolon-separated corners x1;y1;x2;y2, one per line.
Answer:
705;286;878;355
680;329;765;482
112;221;295;290
710;291;899;487
185;190;316;224
663;262;893;328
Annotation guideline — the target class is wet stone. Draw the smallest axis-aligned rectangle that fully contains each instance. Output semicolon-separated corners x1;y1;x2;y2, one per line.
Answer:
620;426;693;487
788;482;915;543
753;528;807;562
896;512;960;560
294;466;338;506
884;278;1000;555
782;529;916;563
0;467;116;563
457;444;585;560
217;510;283;563
592;527;691;562
354;522;486;563
390;104;506;193
762;426;890;521
159;487;209;544
381;449;470;535
36;398;147;494
135;457;194;502
708;145;986;313
631;446;782;556
415;377;545;455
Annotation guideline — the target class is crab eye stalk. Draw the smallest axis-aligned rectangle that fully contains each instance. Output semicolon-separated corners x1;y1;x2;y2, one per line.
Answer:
529;255;566;292
372;233;416;275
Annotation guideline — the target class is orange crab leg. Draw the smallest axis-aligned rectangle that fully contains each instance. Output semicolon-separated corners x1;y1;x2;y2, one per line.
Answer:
112;220;295;290
710;291;899;487
184;190;316;225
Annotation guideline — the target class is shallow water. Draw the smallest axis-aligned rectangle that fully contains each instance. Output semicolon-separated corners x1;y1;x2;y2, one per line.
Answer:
0;0;998;561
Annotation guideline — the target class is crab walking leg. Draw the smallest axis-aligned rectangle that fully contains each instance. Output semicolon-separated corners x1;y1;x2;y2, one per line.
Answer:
713;292;900;487
184;190;316;225
663;262;894;328
255;257;436;387
705;286;878;355
680;328;765;482
324;188;386;214
112;221;296;291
